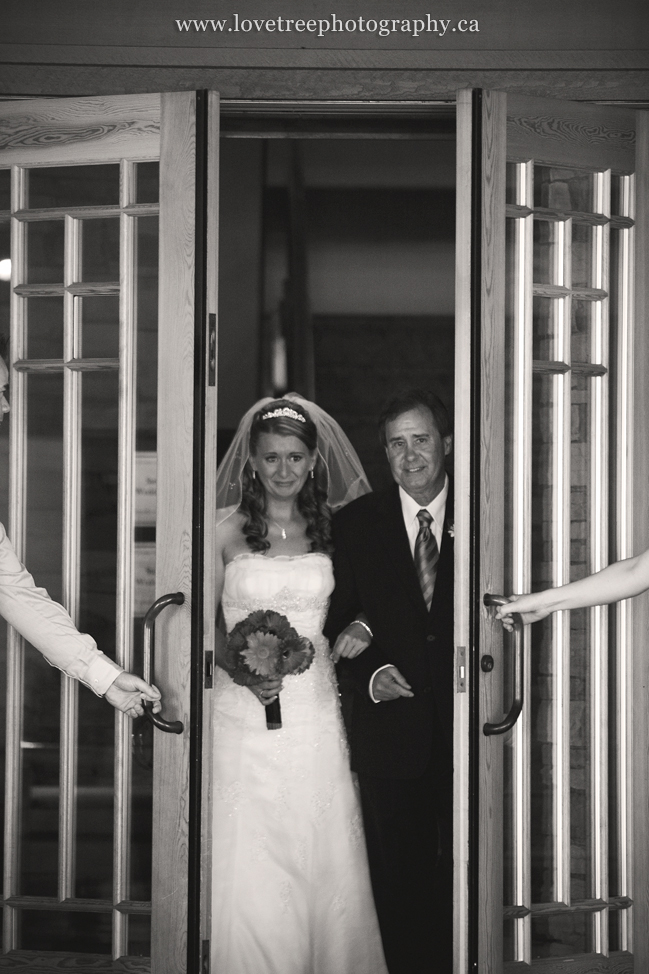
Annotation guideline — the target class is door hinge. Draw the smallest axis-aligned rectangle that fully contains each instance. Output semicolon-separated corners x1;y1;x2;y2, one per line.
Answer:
204;650;214;689
201;939;210;973
456;646;467;692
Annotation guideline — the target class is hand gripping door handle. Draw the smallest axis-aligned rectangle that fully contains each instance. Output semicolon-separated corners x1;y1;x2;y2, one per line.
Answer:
142;592;185;734
482;594;524;737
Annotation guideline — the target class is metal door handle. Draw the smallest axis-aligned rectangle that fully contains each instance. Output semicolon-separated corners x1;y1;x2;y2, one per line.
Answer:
482;594;524;736
142;592;185;735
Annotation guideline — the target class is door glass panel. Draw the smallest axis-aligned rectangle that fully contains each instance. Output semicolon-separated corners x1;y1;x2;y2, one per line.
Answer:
532;914;589;958
0;169;10;210
135;163;160;205
22;373;64;899
80;295;120;358
21;909;111;952
76;371;119;900
26;295;63;358
610;176;630;219
530;373;557;908
532;297;559;362
534;166;595;213
533;220;562;286
569;373;593;906
571;301;593;364
81;218;120;282
571;224;594;289
26;221;64;283
506;162;519;206
28;165;120;209
129;915;152;957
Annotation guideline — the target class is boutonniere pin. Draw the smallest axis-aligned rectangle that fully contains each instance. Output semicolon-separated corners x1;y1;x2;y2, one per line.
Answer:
447;523;455;539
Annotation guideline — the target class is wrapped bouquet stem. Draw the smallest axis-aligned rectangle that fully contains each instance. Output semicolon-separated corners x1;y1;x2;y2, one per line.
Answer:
225;610;315;729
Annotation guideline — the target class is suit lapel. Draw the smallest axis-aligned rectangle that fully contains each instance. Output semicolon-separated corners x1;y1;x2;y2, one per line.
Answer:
376;485;429;618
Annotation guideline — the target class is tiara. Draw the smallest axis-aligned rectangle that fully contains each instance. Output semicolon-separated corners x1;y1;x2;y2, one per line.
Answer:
260;407;306;423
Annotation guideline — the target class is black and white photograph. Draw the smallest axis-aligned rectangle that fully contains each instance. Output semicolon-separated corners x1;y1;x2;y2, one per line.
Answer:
0;1;648;971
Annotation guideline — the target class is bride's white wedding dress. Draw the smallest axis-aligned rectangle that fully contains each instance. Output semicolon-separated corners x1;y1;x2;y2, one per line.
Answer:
211;552;387;974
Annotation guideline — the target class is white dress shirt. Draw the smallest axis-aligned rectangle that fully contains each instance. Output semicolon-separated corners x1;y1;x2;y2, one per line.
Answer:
0;522;123;696
369;477;449;702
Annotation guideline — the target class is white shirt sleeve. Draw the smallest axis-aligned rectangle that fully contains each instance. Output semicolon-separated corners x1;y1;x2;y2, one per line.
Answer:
0;523;123;696
369;663;394;703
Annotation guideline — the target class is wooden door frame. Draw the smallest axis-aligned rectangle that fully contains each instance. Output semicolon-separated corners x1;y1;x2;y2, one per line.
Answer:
153;89;220;974
454;88;508;974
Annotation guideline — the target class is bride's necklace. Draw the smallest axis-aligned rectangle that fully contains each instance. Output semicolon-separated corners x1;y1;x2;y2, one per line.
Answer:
269;517;290;541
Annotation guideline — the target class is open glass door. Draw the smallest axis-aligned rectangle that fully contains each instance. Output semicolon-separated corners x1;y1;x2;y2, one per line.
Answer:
0;91;218;971
456;90;649;972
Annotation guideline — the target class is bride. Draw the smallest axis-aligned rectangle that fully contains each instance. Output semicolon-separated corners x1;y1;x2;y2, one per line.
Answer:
210;394;388;974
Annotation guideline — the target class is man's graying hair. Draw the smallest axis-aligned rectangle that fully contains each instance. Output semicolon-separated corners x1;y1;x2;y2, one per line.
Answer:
378;388;452;447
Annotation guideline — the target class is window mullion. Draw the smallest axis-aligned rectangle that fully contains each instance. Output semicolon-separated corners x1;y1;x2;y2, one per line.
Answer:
59;214;81;903
112;158;138;960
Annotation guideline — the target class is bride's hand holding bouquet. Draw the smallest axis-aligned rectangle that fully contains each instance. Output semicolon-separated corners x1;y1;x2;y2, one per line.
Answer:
226;609;315;729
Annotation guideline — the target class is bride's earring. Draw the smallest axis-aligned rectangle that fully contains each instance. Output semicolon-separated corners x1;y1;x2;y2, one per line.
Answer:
252;470;256;480
310;469;314;479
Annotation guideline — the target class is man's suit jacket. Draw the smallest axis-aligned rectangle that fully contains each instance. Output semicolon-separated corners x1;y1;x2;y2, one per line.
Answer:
325;483;454;779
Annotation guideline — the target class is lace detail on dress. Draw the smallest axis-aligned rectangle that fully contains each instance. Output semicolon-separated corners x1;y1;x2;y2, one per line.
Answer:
222;586;329;626
279;880;293;915
215;779;250;813
348;811;364;848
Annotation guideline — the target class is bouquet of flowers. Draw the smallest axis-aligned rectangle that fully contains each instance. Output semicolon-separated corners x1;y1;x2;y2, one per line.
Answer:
225;609;315;729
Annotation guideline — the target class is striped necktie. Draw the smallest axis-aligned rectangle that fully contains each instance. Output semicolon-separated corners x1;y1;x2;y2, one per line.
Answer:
414;509;439;610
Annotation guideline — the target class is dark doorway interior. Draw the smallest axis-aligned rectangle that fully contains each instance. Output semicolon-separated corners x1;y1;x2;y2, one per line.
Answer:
218;130;456;488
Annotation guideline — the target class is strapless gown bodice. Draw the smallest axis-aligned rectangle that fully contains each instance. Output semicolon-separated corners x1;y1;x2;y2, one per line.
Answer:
215;553;341;738
211;552;387;974
222;550;333;636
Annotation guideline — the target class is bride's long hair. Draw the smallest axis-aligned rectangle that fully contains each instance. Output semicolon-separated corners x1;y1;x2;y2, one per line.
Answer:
239;399;333;555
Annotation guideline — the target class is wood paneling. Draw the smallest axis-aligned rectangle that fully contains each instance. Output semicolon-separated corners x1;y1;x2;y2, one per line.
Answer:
151;90;196;974
453;85;473;974
507;93;637;172
200;87;220;953
504;951;632;973
0;951;150;971
0;95;160;166
1;67;648;103
1;47;648;70
476;87;508;974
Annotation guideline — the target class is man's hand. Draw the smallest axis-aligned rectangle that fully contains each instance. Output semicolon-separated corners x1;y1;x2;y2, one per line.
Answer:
104;672;162;718
371;665;414;702
331;621;372;663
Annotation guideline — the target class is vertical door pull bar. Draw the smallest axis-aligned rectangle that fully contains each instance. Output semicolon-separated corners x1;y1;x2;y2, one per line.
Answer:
142;592;185;734
482;593;524;736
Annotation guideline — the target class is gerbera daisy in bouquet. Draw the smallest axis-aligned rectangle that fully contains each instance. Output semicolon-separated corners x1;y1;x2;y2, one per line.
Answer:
225;610;315;729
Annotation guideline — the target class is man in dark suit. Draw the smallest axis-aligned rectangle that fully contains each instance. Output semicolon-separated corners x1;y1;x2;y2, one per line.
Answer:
325;388;454;974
